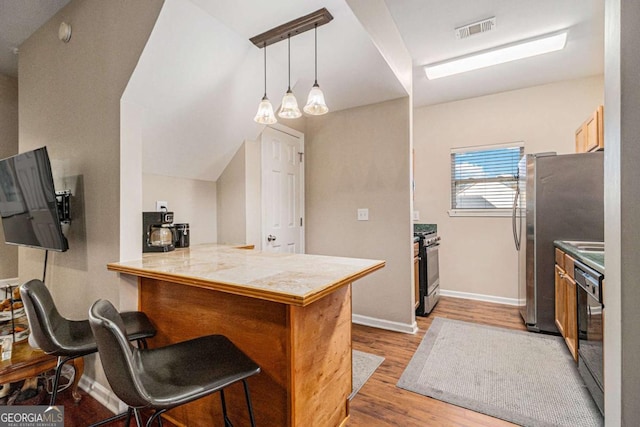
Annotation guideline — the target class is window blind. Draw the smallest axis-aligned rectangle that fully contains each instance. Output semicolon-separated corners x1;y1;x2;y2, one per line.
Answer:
450;144;524;211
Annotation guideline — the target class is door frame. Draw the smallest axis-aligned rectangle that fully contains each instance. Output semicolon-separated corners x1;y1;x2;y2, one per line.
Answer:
261;123;305;253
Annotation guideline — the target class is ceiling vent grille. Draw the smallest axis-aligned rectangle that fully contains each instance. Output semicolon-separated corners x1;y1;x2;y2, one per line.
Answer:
455;17;496;39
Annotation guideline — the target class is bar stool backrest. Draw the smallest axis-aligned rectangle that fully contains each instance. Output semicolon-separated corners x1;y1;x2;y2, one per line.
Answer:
20;279;69;355
89;299;149;408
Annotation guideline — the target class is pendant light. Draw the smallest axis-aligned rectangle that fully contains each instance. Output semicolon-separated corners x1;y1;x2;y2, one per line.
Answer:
254;42;277;124
304;24;329;115
278;35;302;119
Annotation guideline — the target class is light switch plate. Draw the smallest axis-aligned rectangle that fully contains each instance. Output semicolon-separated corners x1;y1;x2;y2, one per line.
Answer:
413;210;420;220
357;208;369;221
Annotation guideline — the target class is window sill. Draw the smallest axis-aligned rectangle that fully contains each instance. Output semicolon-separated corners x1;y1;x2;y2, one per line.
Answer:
448;209;514;218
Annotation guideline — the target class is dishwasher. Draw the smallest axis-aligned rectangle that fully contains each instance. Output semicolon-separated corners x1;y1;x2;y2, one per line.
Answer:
574;259;604;415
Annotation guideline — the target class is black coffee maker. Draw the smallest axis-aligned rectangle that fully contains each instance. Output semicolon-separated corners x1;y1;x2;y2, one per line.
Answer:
142;211;175;253
173;223;190;248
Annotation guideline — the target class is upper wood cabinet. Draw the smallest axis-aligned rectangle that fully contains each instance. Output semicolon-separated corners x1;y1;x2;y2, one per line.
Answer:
575;105;604;153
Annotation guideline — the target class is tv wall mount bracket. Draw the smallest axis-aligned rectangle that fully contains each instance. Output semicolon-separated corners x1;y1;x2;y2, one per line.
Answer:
55;190;71;225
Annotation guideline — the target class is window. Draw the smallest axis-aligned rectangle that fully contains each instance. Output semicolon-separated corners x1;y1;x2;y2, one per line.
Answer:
450;142;524;217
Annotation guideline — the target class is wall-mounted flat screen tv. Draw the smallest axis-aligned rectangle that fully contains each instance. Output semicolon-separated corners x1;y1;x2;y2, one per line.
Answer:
0;147;68;252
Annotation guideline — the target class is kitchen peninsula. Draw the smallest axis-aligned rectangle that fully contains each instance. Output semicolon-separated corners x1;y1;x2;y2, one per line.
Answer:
107;244;385;426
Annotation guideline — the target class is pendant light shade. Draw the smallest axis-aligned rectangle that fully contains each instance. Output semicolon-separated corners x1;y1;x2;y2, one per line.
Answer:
304;83;328;115
254;95;277;124
278;35;302;119
254;42;277;124
304;24;328;115
279;89;302;119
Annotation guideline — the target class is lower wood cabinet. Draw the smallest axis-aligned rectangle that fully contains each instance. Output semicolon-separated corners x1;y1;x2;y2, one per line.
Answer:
414;242;420;310
554;249;578;361
564;275;577;360
554;265;567;337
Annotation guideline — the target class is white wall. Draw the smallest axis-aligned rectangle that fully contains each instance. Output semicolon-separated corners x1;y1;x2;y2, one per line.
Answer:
216;135;286;250
604;0;640;422
306;97;414;332
142;174;216;245
216;139;262;247
244;139;262;248
216;144;246;245
121;0;272;183
413;75;604;301
19;0;163;393
0;73;18;279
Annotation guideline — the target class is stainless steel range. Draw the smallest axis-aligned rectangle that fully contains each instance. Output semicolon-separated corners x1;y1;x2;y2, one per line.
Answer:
414;224;440;316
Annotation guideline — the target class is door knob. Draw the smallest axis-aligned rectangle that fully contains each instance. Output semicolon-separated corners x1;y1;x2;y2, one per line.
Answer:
267;235;277;242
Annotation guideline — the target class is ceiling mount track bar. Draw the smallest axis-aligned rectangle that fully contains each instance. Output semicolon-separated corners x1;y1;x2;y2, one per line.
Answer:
250;8;333;48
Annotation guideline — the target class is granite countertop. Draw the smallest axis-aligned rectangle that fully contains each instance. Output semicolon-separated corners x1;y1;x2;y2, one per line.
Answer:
414;223;437;234
554;240;604;274
107;244;385;306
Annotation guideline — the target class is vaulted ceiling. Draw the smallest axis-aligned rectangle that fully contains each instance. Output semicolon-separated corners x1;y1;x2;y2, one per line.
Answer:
0;0;71;77
1;0;603;181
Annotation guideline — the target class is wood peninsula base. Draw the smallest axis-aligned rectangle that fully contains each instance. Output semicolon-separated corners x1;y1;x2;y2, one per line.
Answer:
139;277;352;427
108;244;384;426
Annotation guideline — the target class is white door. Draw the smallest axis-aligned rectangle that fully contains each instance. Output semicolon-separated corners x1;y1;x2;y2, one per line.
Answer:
261;127;304;253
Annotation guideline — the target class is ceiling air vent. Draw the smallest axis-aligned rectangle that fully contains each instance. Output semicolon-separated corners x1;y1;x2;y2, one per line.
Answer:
455;17;496;39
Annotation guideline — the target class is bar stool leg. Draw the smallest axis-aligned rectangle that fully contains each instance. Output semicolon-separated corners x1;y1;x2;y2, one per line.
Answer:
49;356;72;405
243;379;257;427
146;409;166;427
220;389;233;426
124;407;133;427
133;408;143;427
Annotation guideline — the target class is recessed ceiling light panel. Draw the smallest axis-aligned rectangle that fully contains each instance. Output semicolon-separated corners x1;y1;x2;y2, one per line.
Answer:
424;31;568;80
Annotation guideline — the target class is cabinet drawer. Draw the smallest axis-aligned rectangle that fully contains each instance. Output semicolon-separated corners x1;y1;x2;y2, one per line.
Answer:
564;254;575;279
555;248;565;270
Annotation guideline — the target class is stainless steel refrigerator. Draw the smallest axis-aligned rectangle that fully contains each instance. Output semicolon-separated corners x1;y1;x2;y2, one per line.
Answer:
513;151;604;333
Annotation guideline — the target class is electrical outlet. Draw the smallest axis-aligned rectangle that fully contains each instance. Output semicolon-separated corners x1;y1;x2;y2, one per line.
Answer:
357;208;369;221
156;201;168;211
413;210;420;220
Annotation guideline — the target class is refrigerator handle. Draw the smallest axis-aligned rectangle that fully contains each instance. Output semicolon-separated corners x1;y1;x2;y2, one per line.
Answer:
512;186;521;251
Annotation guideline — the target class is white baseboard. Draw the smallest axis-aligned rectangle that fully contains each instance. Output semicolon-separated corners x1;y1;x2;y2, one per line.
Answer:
440;289;523;306
79;376;125;414
352;314;418;334
0;277;19;286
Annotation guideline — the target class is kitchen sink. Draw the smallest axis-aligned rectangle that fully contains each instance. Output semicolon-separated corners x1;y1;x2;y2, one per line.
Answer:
565;241;605;252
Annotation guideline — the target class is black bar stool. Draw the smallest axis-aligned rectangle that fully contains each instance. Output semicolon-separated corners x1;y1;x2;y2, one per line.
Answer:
20;279;156;425
89;299;261;427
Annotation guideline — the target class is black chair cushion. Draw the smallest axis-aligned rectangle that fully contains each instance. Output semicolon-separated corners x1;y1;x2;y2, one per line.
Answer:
20;279;156;357
89;299;261;411
135;335;260;409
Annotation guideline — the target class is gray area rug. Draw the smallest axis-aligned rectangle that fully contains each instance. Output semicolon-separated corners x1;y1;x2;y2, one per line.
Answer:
351;349;384;400
397;318;603;427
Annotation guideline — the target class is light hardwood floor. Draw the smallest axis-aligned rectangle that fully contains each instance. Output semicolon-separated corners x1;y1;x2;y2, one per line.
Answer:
58;296;526;426
348;296;526;427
